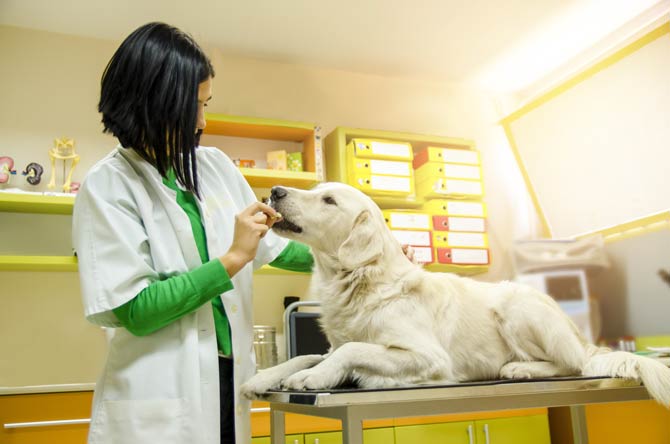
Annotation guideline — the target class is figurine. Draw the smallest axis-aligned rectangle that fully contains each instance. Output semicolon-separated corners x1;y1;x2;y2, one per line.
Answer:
48;137;80;192
22;162;44;185
0;156;17;184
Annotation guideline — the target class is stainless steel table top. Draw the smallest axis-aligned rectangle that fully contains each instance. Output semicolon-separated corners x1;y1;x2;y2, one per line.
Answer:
263;376;650;409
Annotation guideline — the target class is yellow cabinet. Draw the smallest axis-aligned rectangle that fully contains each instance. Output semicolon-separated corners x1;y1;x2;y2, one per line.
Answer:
251;434;305;444
302;427;395;444
0;391;93;444
474;414;550;444
395;420;474;444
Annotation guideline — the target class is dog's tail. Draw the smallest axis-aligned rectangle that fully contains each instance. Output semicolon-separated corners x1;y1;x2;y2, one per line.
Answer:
582;347;670;407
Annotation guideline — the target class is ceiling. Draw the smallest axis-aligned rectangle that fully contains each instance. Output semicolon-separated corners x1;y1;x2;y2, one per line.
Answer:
0;0;664;93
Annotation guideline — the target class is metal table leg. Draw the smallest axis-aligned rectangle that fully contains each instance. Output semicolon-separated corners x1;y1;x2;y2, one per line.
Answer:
570;405;589;444
271;409;286;444
341;408;363;444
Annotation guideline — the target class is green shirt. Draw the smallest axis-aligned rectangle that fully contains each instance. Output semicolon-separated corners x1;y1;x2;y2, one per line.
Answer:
112;171;313;355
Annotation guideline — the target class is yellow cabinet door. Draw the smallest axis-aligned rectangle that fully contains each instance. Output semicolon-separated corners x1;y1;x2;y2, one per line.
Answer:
0;391;93;444
303;427;395;444
394;421;474;444
585;400;670;444
475;414;550;444
252;434;305;444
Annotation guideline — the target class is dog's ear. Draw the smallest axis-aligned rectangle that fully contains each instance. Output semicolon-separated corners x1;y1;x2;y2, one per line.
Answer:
337;210;384;269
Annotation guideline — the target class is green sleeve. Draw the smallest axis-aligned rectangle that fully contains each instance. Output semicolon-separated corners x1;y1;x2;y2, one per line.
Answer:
113;258;233;336
268;240;314;273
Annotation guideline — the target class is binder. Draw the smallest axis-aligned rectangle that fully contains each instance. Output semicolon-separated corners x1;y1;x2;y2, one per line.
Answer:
433;232;488;248
382;210;431;230
413;146;480;169
416;177;483;199
436;248;490;265
421;199;487;217
349;172;414;197
390;230;432;247
414;162;481;181
349;158;412;177
410;246;434;264
347;138;413;161
432;216;486;232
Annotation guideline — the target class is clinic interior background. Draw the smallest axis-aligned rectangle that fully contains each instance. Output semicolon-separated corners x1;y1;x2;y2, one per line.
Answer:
0;2;669;387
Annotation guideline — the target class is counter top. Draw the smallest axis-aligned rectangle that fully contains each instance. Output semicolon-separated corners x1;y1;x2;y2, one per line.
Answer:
0;383;95;396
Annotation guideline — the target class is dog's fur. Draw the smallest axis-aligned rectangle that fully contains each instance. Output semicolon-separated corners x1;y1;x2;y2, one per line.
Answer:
241;183;670;406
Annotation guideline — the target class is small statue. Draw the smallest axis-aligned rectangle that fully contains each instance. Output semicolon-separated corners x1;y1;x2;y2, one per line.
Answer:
0;156;17;184
48;137;80;192
22;162;44;185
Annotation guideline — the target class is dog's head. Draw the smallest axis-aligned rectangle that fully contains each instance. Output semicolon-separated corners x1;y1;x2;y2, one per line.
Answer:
269;182;393;269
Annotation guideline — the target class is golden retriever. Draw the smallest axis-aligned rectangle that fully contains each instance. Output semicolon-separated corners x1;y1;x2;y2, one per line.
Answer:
240;182;670;406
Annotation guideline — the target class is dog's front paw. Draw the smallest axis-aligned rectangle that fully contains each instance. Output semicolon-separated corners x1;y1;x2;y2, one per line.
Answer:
499;362;533;379
240;371;283;400
282;366;341;391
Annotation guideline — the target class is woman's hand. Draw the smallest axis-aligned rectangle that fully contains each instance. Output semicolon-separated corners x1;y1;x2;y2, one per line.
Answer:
219;202;282;277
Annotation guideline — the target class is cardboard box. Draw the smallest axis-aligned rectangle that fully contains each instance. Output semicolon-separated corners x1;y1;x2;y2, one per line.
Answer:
267;150;287;170
287;152;303;172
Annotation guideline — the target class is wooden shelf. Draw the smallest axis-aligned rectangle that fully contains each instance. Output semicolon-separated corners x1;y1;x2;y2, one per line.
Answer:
204;113;324;189
240;168;319;189
0;255;78;272
0;256;310;275
0;192;75;215
424;263;489;276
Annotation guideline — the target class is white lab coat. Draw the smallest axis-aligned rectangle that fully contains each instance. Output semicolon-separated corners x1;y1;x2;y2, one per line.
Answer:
73;146;287;444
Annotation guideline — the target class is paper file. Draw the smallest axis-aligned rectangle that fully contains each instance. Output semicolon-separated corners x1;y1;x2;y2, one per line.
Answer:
436;248;490;265
348;138;413;161
413;146;480;169
433;232;488;248
432;216;486;232
390;230;432;247
421;200;487;217
383;211;431;230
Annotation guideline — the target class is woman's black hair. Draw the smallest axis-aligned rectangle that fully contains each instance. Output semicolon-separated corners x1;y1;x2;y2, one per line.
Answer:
99;22;214;197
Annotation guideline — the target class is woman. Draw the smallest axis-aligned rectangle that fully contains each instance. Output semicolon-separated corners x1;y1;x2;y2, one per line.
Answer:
73;22;313;444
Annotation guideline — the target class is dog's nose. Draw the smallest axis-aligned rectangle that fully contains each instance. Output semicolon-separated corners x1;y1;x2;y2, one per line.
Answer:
271;186;288;201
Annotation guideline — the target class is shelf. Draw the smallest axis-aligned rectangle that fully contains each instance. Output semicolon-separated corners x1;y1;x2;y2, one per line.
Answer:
0;256;310;275
324;126;475;184
0;192;75;215
240;168;319;189
0;255;78;272
204;113;324;188
424;263;489;276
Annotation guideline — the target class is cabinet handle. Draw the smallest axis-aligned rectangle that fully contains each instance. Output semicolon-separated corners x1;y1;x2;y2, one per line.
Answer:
314;439;319;444
467;424;474;444
4;418;91;429
250;407;271;414
483;423;490;444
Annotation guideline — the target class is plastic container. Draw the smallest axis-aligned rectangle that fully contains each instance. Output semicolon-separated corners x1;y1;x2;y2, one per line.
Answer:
253;325;278;369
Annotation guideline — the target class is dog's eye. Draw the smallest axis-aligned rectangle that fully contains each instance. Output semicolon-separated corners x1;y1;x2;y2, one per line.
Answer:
323;196;337;205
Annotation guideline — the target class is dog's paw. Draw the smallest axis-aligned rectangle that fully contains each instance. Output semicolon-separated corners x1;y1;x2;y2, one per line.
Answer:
240;372;283;400
282;367;341;391
499;362;533;379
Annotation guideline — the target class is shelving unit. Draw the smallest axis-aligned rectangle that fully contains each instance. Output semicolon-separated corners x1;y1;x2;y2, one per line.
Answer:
324;127;475;208
204;113;324;189
2;113;325;273
324;127;488;276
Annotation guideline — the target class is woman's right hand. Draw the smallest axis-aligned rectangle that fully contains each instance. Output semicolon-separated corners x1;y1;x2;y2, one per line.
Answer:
219;201;281;277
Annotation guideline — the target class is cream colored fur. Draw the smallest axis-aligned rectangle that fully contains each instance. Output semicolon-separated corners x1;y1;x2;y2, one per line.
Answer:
240;183;670;407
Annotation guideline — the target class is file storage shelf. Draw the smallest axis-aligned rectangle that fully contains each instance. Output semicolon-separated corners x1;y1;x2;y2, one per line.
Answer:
324;127;489;275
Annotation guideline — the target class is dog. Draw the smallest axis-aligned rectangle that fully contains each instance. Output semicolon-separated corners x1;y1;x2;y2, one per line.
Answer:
240;182;670;406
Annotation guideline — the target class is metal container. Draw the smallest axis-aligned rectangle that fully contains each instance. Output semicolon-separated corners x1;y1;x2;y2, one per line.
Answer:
253;325;278;370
